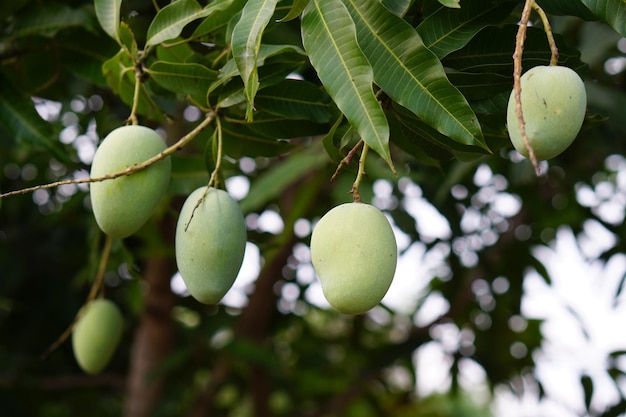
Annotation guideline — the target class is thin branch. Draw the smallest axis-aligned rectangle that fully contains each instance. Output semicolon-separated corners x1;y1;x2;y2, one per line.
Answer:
350;142;369;202
532;2;559;66
513;0;540;175
1;111;216;199
331;139;363;182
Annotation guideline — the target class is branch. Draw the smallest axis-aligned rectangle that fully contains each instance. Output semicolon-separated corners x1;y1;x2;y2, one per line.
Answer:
0;111;216;199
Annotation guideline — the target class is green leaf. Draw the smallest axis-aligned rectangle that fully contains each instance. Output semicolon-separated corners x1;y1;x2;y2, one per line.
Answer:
244;112;330;139
380;0;413;16
191;0;247;39
447;72;511;101
416;0;518;59
535;0;597;20
438;0;460;8
94;0;122;44
145;0;204;48
60;32;119;87
231;0;280;120
239;146;328;213
255;79;331;123
10;3;97;39
0;75;67;162
581;0;626;36
278;0;310;22
220;119;294;158
147;61;218;107
342;0;487;151
301;0;393;169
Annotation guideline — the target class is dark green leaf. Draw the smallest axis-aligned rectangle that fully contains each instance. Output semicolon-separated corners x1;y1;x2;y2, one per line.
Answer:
301;0;393;169
10;3;97;39
277;0;310;22
580;0;626;36
190;0;248;39
221;119;294;158
255;79;331;123
417;0;518;58
536;0;597;20
447;71;512;101
147;61;218;107
438;0;460;8
343;0;487;150
244;112;330;139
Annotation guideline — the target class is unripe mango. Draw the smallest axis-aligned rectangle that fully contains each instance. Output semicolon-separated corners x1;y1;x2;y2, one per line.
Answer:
506;65;586;161
90;125;171;238
72;299;124;375
175;187;247;304
310;202;397;315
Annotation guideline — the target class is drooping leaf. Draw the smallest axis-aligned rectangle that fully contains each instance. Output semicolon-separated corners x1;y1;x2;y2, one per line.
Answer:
278;0;310;22
147;61;218;107
255;79;331;123
231;0;280;120
94;0;122;44
301;0;393;169
417;0;518;58
342;0;487;151
220;119;293;158
145;0;204;48
0;75;67;162
9;3;97;39
581;0;626;36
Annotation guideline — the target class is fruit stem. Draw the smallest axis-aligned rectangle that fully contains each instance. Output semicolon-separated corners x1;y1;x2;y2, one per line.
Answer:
331;139;363;182
513;0;541;175
350;142;369;203
41;234;113;359
127;56;144;126
532;2;559;66
0;111;217;199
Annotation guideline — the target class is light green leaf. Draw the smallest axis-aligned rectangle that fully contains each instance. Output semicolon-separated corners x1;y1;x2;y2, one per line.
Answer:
581;0;626;36
343;0;487;151
417;0;517;59
438;0;460;8
301;0;393;169
145;0;204;48
255;79;331;123
94;0;122;44
147;61;218;106
231;0;280;121
277;0;310;22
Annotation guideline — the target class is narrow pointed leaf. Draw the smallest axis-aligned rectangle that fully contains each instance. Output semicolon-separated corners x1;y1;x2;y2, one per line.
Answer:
145;0;203;48
343;0;487;151
438;0;460;8
255;79;331;123
278;0;310;22
147;61;217;106
301;0;392;168
231;0;279;120
191;0;247;39
417;0;518;58
581;0;626;36
94;0;122;44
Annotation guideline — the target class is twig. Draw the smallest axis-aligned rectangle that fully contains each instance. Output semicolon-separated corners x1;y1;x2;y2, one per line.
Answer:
532;2;559;65
330;139;363;182
513;0;540;175
1;111;216;199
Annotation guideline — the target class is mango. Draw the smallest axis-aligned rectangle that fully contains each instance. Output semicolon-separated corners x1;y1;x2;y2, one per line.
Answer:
90;125;171;238
310;202;397;314
175;187;247;304
506;65;586;161
72;299;124;375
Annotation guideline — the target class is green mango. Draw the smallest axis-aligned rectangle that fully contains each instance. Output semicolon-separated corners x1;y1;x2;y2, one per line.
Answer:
310;202;397;314
507;65;587;161
72;299;124;375
175;187;247;304
90;125;171;238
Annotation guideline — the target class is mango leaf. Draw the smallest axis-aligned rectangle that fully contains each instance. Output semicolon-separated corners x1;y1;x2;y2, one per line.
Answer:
191;0;247;39
60;32;119;87
94;0;122;44
535;0;597;20
301;0;393;169
220;119;293;158
147;61;218;107
9;3;97;39
0;75;67;162
145;0;203;48
438;0;460;8
277;0;310;22
255;79;331;123
447;72;511;101
380;0;413;16
231;0;280;121
443;25;587;75
417;0;517;59
342;0;487;151
581;0;626;36
244;112;330;139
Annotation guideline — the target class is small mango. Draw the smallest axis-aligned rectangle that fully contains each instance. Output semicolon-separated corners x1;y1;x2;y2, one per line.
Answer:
90;125;171;238
72;299;124;375
310;202;397;315
506;65;587;161
175;187;247;304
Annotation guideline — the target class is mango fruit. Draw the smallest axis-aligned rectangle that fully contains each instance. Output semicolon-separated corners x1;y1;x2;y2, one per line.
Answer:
310;202;397;315
90;125;171;238
506;65;586;161
175;187;247;304
72;299;124;375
